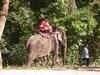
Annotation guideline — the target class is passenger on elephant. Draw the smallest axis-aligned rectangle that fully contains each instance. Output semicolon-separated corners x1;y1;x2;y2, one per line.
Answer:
52;26;58;34
52;26;59;36
52;26;63;42
36;19;52;37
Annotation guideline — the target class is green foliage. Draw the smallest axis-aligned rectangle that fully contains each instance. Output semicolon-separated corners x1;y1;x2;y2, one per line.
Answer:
0;0;99;67
69;7;96;34
0;0;35;65
64;7;99;65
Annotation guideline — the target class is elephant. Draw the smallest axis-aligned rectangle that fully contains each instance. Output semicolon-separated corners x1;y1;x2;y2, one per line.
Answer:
26;30;67;67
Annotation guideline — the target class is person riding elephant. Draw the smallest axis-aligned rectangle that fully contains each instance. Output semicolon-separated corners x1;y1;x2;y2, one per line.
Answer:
36;19;52;35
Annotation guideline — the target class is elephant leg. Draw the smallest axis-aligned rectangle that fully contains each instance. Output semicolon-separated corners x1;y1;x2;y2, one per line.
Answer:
26;53;37;67
43;55;48;66
61;45;66;65
51;35;59;67
51;52;58;67
40;55;48;66
26;54;33;67
61;46;64;65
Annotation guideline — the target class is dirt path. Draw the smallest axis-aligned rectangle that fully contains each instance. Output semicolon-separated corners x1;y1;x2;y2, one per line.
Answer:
0;69;100;75
0;67;100;75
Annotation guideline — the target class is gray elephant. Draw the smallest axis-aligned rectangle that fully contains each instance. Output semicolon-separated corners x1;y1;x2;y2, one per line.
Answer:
26;30;67;67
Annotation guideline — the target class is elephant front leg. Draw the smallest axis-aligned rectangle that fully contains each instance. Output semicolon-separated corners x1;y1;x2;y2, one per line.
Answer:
41;55;48;66
51;52;58;67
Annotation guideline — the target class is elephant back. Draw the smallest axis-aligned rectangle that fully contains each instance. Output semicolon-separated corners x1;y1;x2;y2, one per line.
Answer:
26;34;58;57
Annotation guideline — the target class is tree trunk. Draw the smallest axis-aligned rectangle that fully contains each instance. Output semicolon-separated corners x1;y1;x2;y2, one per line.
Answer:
68;0;77;14
0;0;9;69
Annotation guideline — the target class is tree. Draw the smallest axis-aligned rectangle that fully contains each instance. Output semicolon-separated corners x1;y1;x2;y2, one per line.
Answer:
0;0;9;69
68;0;77;14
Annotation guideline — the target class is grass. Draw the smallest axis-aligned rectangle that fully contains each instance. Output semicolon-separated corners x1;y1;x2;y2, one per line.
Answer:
3;65;49;70
3;65;79;70
3;64;100;70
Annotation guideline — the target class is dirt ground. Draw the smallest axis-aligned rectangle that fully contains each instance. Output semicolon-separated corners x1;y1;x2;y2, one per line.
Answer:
50;66;100;72
3;65;100;72
0;68;100;75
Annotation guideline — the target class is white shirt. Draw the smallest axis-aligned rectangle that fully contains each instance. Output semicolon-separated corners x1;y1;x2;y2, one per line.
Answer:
82;47;89;58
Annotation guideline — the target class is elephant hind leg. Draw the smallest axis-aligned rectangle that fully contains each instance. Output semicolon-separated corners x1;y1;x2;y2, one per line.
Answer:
26;53;37;67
